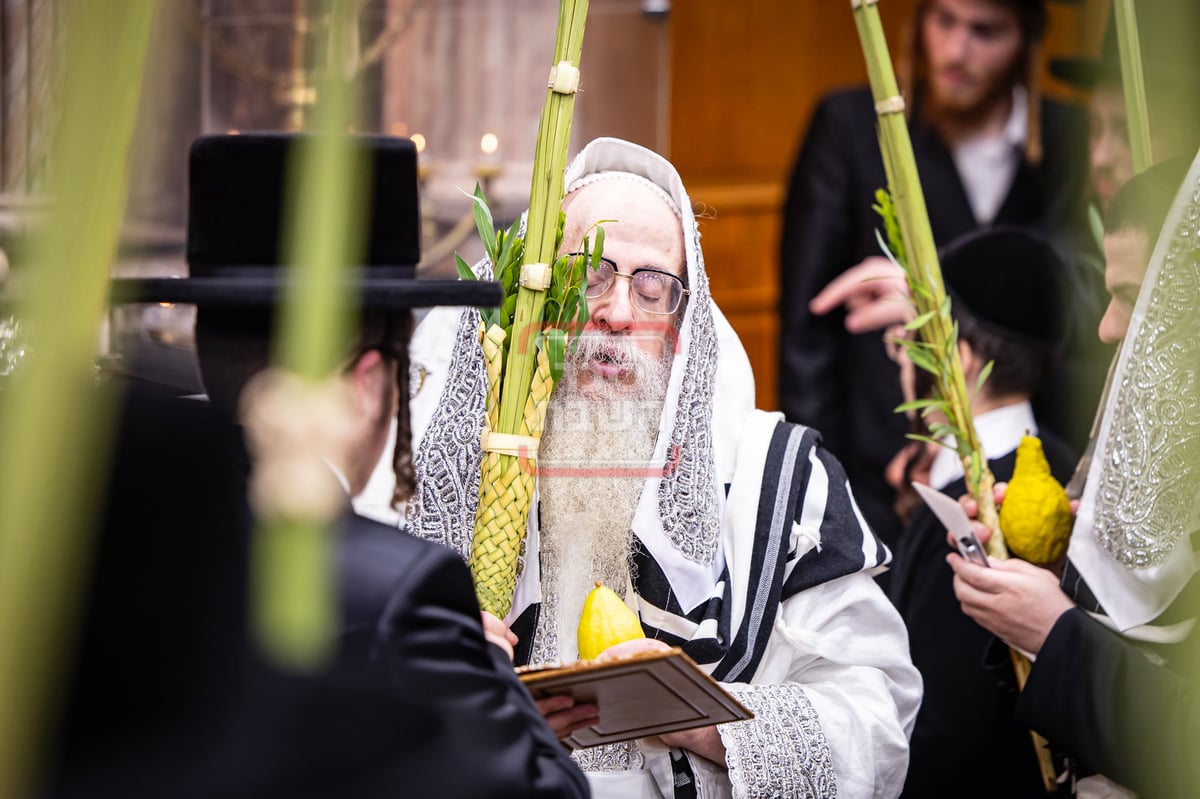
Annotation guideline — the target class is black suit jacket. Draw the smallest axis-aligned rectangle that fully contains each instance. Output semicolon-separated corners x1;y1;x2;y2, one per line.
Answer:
887;430;1077;799
778;87;1103;546
1019;608;1200;799
335;511;589;799
46;387;587;799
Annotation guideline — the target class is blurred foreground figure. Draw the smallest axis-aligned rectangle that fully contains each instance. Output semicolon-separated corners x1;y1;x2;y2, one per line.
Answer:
1050;1;1200;216
45;134;587;799
950;156;1200;798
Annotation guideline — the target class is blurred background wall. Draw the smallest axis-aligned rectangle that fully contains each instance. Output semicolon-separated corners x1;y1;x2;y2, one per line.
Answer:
0;0;1103;406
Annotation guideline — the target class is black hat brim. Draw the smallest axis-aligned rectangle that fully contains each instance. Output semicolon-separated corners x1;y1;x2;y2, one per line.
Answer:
109;276;501;309
1049;56;1103;89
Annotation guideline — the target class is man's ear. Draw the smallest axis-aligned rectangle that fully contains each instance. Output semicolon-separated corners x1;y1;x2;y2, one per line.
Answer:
958;339;981;386
349;349;387;417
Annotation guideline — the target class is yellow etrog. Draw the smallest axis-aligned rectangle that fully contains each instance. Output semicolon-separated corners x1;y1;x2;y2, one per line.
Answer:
998;435;1072;565
577;582;644;661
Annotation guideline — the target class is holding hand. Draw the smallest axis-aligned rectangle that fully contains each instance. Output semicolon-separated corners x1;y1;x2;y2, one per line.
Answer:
660;724;727;766
537;639;670;743
946;553;1075;655
947;480;1078;653
536;694;600;741
481;610;519;660
594;639;728;764
481;611;600;740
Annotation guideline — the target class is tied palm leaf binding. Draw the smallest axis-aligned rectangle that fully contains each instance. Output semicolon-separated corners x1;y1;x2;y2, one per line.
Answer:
451;0;596;618
457;194;603;617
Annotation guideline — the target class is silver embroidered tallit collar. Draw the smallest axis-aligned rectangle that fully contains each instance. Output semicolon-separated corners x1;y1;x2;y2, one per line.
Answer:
1070;148;1200;631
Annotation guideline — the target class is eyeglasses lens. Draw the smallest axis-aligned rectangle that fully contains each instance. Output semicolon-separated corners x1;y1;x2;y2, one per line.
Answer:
631;271;680;314
584;257;613;298
577;254;683;314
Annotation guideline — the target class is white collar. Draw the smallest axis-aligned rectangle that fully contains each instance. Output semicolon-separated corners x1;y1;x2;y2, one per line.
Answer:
1003;85;1029;150
929;400;1037;490
322;456;352;497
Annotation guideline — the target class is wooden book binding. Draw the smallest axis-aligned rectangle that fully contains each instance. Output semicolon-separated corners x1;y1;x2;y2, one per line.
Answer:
518;647;754;748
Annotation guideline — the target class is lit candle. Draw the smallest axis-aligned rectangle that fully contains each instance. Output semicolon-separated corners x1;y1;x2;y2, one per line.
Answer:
474;132;502;184
480;132;499;157
412;133;432;183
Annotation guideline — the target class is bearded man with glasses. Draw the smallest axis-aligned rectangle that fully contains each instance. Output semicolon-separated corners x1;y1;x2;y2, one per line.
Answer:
413;138;921;799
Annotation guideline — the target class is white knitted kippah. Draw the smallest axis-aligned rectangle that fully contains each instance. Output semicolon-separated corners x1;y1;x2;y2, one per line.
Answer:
564;169;682;220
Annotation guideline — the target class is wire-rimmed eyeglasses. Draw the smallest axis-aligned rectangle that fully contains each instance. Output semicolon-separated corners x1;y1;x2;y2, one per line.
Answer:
568;253;689;316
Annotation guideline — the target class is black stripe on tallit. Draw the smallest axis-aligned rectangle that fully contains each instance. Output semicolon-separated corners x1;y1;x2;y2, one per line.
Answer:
509;603;539;667
711;422;813;683
1061;560;1104;614
639;621;730;665
634;540;733;664
670;750;699;799
781;441;887;598
632;538;726;623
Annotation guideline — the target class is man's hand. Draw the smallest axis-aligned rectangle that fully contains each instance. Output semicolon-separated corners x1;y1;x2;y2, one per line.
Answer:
952;482;1077;576
946;553;1075;654
595;637;671;662
536;695;600;741
592;638;729;762
809;256;911;333
537;639;671;743
660;725;728;766
591;639;728;764
480;610;518;661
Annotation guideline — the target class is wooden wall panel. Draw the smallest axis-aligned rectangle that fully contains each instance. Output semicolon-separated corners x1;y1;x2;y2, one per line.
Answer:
669;0;921;181
687;180;782;409
669;1;920;411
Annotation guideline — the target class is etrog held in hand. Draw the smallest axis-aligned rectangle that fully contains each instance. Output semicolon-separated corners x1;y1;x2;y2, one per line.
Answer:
577;582;644;661
998;435;1073;565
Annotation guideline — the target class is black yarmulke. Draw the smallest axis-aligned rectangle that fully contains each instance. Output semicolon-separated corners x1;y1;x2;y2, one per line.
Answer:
939;227;1066;347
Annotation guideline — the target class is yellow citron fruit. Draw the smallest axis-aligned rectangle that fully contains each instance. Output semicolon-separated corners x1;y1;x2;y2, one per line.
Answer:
577;581;644;661
998;435;1073;565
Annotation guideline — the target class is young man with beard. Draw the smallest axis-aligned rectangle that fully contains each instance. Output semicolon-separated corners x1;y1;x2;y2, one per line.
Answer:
778;0;1096;547
412;137;922;799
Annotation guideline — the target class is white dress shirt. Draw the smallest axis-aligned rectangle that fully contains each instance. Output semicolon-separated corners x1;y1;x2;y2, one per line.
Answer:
951;86;1028;225
928;400;1037;490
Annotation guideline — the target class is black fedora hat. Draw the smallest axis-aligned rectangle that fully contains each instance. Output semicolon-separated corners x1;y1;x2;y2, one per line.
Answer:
1049;15;1117;90
110;133;499;309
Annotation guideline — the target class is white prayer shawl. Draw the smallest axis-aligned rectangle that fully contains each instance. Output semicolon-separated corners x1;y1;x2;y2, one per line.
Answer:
411;138;920;798
1070;149;1200;632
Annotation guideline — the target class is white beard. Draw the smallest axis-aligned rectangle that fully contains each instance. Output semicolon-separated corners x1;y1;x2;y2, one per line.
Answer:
535;329;671;661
